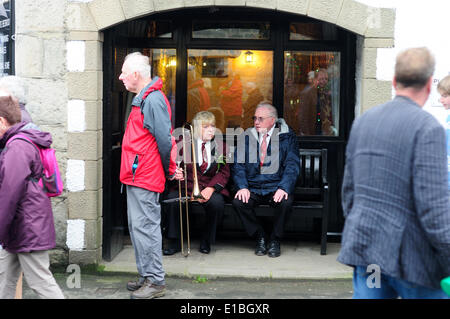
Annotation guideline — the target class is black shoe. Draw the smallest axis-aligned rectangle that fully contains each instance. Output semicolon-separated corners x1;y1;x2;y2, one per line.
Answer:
199;240;211;254
255;237;267;256
267;240;281;258
163;247;181;255
163;239;181;256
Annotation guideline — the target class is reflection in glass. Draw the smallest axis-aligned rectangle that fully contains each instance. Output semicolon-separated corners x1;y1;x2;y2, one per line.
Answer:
284;51;340;136
187;49;273;132
192;21;270;40
127;20;173;38
289;23;337;41
148;48;177;127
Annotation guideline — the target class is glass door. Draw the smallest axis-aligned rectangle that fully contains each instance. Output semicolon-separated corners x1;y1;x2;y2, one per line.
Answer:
283;51;341;136
187;49;273;132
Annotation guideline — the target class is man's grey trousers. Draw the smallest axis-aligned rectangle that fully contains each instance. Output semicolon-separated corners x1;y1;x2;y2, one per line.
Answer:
126;185;165;285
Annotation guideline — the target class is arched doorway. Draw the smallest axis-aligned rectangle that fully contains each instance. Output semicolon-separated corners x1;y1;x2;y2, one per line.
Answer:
102;7;356;261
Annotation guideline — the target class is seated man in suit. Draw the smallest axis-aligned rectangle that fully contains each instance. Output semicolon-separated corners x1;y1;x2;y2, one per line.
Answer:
163;111;230;255
232;102;300;257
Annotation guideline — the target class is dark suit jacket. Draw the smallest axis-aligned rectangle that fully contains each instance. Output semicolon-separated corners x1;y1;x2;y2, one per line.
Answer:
338;95;450;289
174;137;230;198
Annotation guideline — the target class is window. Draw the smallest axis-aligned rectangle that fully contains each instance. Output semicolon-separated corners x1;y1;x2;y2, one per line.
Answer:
187;49;273;132
284;51;340;136
289;23;337;41
127;20;173;38
147;48;177;127
192;21;270;40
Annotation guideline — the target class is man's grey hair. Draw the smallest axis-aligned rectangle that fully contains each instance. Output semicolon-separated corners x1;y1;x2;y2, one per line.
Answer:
0;76;27;105
256;101;278;119
395;47;435;89
124;52;151;79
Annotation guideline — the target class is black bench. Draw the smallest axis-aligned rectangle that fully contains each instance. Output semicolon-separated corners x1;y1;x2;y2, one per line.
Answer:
220;148;330;255
293;149;330;255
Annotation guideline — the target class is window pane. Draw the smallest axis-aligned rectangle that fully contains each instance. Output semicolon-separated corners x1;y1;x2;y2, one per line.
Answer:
128;20;173;38
192;21;270;40
146;48;177;127
284;51;340;136
289;23;337;41
187;49;273;132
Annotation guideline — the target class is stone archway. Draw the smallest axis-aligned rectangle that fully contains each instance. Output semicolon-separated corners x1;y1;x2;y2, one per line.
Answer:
61;0;395;264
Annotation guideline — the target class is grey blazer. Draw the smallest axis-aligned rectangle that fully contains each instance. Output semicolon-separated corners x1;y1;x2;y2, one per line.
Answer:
338;95;450;289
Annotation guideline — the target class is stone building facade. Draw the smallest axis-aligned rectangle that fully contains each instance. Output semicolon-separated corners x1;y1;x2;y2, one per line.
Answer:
13;0;395;266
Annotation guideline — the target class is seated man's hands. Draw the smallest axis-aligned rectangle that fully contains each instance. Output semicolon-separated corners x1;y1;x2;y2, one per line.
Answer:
235;188;250;203
273;189;288;203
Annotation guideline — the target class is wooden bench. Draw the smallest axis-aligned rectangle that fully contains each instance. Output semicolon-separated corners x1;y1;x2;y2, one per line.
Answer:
219;148;330;255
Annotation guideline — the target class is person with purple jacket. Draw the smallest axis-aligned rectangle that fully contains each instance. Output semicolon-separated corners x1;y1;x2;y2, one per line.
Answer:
0;95;64;299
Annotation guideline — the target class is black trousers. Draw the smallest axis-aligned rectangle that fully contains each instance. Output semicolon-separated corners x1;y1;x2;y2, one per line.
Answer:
162;190;224;244
232;192;293;240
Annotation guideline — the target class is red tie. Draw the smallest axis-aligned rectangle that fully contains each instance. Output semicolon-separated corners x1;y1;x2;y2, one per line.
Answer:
260;133;268;166
199;142;208;173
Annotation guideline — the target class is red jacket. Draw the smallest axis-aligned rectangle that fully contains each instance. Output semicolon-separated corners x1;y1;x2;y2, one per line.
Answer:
120;77;177;193
220;76;243;117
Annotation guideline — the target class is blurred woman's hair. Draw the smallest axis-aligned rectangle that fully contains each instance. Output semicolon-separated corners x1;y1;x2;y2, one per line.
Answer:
0;95;21;125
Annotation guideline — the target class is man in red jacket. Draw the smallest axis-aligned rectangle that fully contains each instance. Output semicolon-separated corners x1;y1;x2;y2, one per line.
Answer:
119;52;177;299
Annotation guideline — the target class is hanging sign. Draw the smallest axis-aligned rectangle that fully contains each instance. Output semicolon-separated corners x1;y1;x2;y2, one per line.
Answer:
0;0;13;76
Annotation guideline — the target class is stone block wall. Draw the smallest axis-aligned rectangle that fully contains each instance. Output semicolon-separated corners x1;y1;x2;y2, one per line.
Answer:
14;0;103;266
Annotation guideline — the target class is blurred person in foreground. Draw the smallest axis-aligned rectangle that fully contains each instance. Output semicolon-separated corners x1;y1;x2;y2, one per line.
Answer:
338;47;450;299
0;96;64;299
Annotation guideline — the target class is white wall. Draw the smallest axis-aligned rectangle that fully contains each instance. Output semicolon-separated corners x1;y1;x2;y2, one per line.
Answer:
357;0;450;124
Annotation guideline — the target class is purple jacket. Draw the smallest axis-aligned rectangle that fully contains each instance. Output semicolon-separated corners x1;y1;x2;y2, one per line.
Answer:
0;122;56;253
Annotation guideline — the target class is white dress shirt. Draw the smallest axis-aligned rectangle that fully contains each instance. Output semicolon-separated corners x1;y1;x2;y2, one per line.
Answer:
196;139;212;171
259;124;275;145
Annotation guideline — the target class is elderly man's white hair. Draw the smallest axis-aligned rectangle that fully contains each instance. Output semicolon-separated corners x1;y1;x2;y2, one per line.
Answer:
256;101;278;119
124;52;151;79
0;76;27;105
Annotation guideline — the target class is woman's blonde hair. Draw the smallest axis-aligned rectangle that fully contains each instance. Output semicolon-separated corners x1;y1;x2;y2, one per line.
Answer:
437;75;450;95
192;111;216;138
192;111;216;125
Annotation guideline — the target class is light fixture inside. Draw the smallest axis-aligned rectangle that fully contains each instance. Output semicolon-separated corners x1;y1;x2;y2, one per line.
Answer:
245;50;254;63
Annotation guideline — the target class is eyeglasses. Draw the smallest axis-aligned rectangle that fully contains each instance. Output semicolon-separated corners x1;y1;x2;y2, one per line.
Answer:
252;116;271;122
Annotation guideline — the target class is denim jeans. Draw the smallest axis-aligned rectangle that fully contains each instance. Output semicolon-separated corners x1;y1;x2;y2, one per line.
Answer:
353;265;449;299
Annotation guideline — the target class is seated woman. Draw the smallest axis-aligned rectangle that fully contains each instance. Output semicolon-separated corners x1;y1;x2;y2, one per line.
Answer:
163;111;230;255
